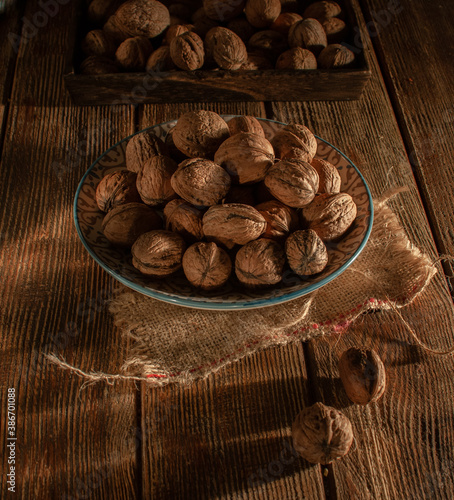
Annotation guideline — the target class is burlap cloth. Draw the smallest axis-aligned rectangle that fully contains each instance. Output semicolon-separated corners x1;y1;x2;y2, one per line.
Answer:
49;191;439;385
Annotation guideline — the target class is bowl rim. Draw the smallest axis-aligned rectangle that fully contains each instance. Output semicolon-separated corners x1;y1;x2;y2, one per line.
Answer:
74;116;374;310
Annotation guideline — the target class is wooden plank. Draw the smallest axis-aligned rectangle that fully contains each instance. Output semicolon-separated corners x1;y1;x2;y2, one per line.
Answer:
358;0;454;290
138;103;326;499
269;0;454;498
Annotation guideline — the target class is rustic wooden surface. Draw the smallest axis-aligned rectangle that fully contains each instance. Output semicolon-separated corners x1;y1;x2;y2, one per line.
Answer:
1;1;454;499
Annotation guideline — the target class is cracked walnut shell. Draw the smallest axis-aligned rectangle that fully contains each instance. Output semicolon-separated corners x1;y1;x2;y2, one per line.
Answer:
131;229;186;277
301;192;357;241
235;238;285;286
292;402;353;464
285;229;328;276
182;241;232;290
171;158;231;207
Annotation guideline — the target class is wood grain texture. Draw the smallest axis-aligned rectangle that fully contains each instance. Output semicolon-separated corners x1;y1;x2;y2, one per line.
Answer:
268;0;454;498
138;103;326;499
358;0;454;291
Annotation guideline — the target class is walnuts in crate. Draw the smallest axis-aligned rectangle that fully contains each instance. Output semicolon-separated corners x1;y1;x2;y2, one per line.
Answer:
95;111;359;290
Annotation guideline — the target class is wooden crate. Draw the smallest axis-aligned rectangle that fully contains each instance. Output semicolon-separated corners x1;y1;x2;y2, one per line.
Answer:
64;0;371;105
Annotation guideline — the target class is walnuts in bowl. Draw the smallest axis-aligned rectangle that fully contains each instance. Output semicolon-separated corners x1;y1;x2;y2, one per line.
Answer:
94;111;360;291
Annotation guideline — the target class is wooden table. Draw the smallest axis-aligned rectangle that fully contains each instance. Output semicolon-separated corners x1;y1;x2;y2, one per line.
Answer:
1;0;454;498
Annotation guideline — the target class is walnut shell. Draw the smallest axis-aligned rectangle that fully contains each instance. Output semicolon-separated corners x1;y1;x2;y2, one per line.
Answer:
137;155;178;205
310;158;341;194
170;31;205;70
256;200;298;241
126;130;169;173
163;24;191;45
244;0;281;29
272;124;317;162
303;1;342;20
226;16;257;43
171;158;231;207
321;17;348;44
248;30;288;61
182;242;232;289
164;199;204;242
228;116;265;137
103;15;131;44
173;110;229;158
265;160;319;208
101;202;162;247
288;18;327;56
339;348;386;405
96;170;141;212
285;229;328;275
81;30;116;58
80;55;120;75
276;47;317;70
203;203;266;247
270;12;302;36
115;36;153;70
203;0;247;22
114;0;170;38
301;192;357;241
292;403;353;464
318;44;355;68
235;238;285;286
240;52;274;70
204;27;248;70
132;230;186;277
146;45;176;71
214;132;274;184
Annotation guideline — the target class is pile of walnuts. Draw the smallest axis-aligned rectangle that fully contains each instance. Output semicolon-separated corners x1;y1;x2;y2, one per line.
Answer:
80;0;356;75
95;109;357;290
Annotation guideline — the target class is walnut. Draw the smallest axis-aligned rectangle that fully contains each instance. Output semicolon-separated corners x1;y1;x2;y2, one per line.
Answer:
202;203;266;247
114;0;170;38
321;17;348;45
192;7;219;38
301;192;357;241
203;0;247;22
88;0;122;24
288;18;327;56
265;159;319;208
115;36;153;70
248;30;288;61
96;170;141;212
303;1;342;20
276;47;317;70
285;229;328;275
182;242;232;289
256;200;298;241
214;132;274;184
244;0;281;29
235;238;285;286
271;123;317;162
163;24;191;45
136;155;178;206
172;110;230;158
81;30;116;58
126;130;169;173
227;116;265;137
318;44;355;68
171;158;231;207
226;16;257;43
223;185;256;205
270;12;302;36
131;230;186;277
240;52;274;70
311;158;341;194
80;56;120;75
170;31;205;70
103;15;131;44
292;403;353;464
164;199;204;242
102;202;162;247
339;348;386;405
204;27;248;70
146;45;176;71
